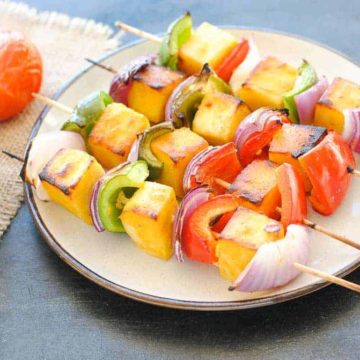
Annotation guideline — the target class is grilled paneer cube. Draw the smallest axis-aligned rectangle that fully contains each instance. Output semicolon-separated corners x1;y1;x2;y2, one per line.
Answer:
88;103;150;169
269;124;327;191
127;64;184;124
229;160;281;218
151;127;208;197
216;207;284;281
120;181;178;260
39;149;104;225
314;77;360;134
238;56;297;110
192;92;251;145
178;22;237;75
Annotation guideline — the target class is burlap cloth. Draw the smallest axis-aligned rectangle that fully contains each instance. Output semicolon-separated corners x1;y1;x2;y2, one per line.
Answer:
0;1;122;238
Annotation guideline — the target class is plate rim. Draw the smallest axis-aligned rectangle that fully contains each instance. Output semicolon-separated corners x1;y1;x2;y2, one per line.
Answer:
24;26;360;311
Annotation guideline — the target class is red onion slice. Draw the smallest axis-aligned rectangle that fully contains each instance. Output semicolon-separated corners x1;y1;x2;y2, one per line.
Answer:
90;179;104;232
183;146;217;192
172;185;211;261
295;77;328;125
24;131;86;201
229;36;261;91
343;108;360;153
127;133;143;162
231;225;311;292
90;162;130;232
183;143;241;194
234;108;285;150
109;54;156;105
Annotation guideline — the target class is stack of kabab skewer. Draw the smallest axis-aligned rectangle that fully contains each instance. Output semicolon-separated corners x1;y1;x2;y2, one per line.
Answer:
4;13;360;293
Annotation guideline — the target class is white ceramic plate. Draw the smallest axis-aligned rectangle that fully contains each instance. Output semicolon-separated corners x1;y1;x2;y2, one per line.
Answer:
25;28;360;310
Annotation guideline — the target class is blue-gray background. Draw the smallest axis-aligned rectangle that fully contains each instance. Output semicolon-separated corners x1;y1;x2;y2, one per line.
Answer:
22;0;360;61
1;1;360;359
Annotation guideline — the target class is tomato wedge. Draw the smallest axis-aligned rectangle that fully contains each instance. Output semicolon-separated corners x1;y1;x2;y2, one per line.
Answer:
182;195;240;263
299;131;355;215
276;163;307;229
183;143;242;195
215;39;249;82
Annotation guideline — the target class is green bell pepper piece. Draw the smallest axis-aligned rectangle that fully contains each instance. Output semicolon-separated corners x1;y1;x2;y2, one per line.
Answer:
170;64;232;128
282;60;317;123
206;73;232;94
98;161;149;232
61;90;113;138
138;123;175;180
159;12;192;70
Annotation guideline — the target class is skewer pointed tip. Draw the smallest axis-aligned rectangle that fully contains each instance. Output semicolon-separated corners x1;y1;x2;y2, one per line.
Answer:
115;20;162;43
2;150;24;163
84;58;118;74
348;166;360;177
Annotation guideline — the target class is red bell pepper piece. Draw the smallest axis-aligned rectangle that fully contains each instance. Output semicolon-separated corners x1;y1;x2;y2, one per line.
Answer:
299;131;355;215
211;210;236;233
181;195;240;263
215;39;249;82
184;143;242;195
239;120;282;167
276;163;307;229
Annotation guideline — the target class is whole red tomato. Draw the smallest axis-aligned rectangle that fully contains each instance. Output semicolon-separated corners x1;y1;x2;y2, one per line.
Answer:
0;29;42;121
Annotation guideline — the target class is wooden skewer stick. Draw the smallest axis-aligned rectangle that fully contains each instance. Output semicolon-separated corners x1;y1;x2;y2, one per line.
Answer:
2;150;24;162
302;218;360;250
274;207;360;250
293;262;360;293
214;177;233;191
84;58;118;74
32;93;72;114
214;177;360;250
115;21;162;43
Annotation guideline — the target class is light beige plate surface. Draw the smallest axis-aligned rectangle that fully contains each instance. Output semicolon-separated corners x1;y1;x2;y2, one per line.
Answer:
25;28;360;310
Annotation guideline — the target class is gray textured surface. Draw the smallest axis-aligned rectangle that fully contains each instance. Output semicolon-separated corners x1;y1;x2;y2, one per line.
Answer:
1;1;360;359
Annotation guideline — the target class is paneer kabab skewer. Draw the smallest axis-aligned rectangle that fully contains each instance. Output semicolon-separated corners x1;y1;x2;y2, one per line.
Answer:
114;14;360;144
84;12;256;113
89;54;360;158
5;138;360;295
174;157;360;292
173;181;360;293
116;13;252;81
27;92;360;246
